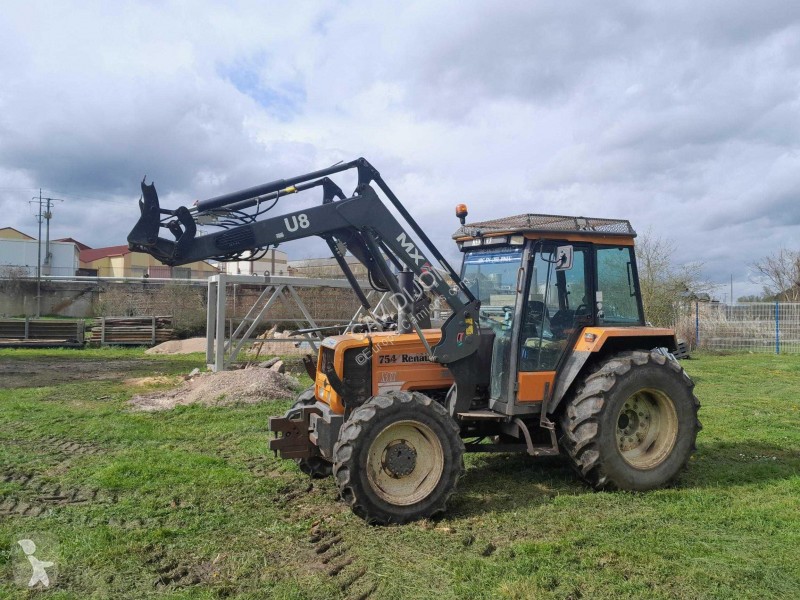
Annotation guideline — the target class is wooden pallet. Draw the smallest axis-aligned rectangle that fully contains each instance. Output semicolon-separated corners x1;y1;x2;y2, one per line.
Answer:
86;316;175;347
0;319;85;347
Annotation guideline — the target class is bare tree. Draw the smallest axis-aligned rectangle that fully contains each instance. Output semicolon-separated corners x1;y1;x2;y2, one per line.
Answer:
637;229;712;326
751;248;800;301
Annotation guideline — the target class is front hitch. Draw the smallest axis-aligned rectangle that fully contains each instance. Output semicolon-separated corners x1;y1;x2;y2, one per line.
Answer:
269;408;316;459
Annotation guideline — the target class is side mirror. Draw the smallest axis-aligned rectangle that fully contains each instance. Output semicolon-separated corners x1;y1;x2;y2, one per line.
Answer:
555;245;574;271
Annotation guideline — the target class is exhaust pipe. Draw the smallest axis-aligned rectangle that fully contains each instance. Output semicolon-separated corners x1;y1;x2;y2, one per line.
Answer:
398;270;414;334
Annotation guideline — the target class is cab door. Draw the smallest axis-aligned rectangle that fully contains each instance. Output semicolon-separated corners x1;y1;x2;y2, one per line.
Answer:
516;242;592;404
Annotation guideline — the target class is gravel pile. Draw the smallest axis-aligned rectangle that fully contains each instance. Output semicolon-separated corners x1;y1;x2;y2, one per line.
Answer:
129;366;301;412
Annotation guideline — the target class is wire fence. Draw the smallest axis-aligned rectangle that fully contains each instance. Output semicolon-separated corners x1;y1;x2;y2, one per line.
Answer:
0;265;216;280
675;302;800;354
6;262;800;355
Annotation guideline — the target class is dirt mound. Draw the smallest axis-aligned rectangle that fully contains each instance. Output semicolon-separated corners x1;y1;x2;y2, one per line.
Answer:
145;337;207;355
129;367;301;412
145;334;311;357
124;376;181;387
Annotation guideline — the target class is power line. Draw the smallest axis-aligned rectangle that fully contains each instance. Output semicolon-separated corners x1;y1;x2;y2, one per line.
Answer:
43;189;132;205
4;187;132;205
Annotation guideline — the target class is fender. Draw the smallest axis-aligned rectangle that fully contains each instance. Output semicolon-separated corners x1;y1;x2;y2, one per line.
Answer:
547;328;678;414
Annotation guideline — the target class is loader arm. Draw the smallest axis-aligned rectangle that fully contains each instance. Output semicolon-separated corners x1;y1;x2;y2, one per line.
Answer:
127;158;482;406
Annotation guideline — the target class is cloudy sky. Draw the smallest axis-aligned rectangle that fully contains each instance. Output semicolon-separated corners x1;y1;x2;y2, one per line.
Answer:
1;1;799;299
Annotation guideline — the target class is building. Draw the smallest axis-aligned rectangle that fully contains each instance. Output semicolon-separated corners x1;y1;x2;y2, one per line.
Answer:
221;248;288;276
0;228;80;277
0;227;35;241
53;237;91;251
0;226;219;280
79;245;219;279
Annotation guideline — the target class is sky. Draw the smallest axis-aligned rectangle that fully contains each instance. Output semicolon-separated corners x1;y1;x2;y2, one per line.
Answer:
1;0;799;300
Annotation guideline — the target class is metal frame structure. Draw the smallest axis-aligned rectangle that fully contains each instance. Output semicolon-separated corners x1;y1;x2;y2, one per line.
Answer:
204;273;389;371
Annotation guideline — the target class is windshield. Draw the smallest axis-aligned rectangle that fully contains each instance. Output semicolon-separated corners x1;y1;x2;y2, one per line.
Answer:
461;247;523;326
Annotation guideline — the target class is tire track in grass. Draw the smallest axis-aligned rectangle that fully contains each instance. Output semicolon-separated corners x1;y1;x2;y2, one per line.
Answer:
218;442;376;596
0;467;118;518
310;524;375;599
39;436;103;456
1;465;167;530
0;433;108;467
0;497;48;517
274;481;314;507
0;434;124;519
215;443;284;479
146;547;212;589
243;456;281;478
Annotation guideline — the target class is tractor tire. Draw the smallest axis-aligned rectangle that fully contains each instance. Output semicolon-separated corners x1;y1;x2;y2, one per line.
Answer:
559;350;701;491
285;386;333;479
332;391;464;525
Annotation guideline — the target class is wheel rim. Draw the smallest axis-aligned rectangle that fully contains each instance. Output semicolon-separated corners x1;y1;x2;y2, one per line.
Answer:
615;388;679;469
366;420;444;506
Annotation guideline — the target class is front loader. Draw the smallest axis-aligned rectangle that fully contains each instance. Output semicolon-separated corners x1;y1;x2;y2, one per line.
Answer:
128;158;701;524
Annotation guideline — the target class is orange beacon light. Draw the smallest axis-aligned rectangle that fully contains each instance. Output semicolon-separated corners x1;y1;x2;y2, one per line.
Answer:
455;204;468;225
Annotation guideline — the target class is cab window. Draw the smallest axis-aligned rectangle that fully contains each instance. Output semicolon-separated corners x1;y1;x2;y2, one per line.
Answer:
595;246;643;325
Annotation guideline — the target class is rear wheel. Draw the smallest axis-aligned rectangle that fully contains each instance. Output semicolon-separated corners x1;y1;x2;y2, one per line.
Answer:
285;387;333;479
333;391;464;525
559;350;701;490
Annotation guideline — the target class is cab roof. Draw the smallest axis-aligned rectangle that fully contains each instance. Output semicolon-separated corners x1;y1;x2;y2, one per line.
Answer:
452;213;636;240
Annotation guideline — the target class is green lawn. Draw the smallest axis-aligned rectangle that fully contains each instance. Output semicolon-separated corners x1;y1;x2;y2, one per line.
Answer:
0;348;798;599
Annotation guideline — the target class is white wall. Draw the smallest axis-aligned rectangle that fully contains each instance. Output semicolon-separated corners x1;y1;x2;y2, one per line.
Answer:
0;239;79;276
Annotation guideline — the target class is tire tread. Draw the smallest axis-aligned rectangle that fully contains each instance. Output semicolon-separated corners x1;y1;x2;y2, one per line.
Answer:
559;350;701;489
332;391;464;525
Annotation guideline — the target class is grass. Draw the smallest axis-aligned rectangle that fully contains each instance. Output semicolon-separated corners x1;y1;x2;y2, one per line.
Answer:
0;348;798;599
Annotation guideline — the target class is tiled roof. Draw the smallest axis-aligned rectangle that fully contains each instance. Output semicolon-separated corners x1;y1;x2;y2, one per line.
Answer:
54;237;92;251
80;245;130;263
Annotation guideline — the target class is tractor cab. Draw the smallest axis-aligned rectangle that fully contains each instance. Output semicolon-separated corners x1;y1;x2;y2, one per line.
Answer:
454;214;647;415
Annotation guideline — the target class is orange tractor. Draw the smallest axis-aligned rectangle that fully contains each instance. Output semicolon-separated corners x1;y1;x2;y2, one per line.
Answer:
129;158;700;524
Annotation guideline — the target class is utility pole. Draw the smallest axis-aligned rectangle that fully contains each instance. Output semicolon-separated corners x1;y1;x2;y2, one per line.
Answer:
35;190;42;317
42;196;62;273
30;191;64;318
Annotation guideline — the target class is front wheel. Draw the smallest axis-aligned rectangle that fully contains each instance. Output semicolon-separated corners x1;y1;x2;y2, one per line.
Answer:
333;391;464;525
559;350;701;491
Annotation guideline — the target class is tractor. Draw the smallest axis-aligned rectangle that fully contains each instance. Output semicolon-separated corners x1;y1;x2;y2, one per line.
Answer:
128;158;700;524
